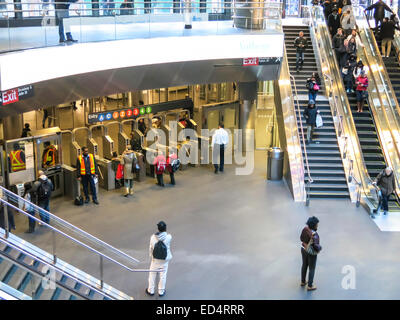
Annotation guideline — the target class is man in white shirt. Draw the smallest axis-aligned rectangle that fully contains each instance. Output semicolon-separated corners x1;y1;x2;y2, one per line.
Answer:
212;123;229;174
146;221;172;297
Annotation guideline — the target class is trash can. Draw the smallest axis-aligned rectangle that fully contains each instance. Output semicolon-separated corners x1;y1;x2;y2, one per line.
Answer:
267;147;284;180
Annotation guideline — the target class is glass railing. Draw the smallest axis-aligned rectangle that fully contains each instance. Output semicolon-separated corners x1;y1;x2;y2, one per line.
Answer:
306;5;379;209
352;6;400;204
276;48;306;203
0;1;283;53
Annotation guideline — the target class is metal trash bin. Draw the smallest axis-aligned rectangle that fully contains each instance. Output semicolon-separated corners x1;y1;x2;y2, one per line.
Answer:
267;147;284;180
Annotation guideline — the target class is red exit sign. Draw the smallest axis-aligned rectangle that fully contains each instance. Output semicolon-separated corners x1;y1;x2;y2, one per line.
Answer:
243;58;259;66
2;89;19;105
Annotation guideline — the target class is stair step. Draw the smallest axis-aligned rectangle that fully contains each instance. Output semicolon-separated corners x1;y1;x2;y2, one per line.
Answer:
309;190;350;198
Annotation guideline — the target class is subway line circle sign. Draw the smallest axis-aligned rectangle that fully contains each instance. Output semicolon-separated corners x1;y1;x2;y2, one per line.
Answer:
88;106;153;124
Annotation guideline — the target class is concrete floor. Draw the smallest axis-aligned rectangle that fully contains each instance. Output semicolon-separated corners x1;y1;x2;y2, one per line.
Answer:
11;150;400;299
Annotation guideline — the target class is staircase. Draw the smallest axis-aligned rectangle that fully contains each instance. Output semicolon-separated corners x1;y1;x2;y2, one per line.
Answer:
284;25;350;199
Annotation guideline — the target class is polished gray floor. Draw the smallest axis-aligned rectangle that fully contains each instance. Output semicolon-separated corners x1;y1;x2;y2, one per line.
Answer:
12;150;400;299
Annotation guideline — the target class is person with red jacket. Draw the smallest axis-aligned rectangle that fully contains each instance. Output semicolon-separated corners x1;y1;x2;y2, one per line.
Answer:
300;216;322;291
166;152;178;185
154;151;167;187
355;70;369;112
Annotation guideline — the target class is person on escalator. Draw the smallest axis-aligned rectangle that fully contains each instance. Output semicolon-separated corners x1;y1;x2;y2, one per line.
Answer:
328;8;341;36
373;167;396;215
379;17;399;57
294;31;308;72
346;29;364;54
303;100;320;145
323;0;333;20
345;36;357;58
355;70;369;112
365;0;393;31
342;54;357;93
353;59;369;78
340;8;356;37
390;13;400;30
306;73;321;102
333;28;347;68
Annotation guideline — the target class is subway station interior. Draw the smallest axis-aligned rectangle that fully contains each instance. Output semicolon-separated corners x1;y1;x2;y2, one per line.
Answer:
1;0;400;300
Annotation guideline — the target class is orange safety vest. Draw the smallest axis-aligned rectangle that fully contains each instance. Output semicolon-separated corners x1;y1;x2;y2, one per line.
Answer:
43;146;57;167
79;154;95;175
10;150;26;172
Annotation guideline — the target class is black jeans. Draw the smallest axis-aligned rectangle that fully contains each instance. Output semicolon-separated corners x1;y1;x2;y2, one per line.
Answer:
28;211;36;231
156;174;164;186
213;144;225;171
379;193;390;212
81;175;97;201
169;172;175;185
38;199;50;224
301;248;317;286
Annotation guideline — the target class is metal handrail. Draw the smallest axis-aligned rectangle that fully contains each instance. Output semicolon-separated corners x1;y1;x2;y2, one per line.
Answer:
289;73;313;206
0;186;164;275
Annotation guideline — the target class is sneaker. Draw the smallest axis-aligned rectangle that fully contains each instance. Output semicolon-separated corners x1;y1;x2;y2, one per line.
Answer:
145;288;154;296
25;229;34;234
214;169;218;174
93;199;99;205
307;285;317;291
384;211;388;215
301;282;307;287
158;290;166;297
84;198;90;204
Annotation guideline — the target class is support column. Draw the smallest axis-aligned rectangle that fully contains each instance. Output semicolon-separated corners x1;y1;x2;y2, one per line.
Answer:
127;92;134;107
13;0;22;19
238;82;257;152
3;114;23;140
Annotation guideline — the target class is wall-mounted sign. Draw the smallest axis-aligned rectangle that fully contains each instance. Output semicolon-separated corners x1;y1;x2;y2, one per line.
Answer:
243;57;282;66
0;85;34;106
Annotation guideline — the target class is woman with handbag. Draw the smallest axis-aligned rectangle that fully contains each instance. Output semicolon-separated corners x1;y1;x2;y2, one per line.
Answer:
306;73;320;102
300;216;322;291
122;145;137;197
355;70;369;112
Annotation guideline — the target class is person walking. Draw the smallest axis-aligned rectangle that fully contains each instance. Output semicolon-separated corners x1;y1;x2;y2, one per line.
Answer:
300;216;322;291
306;73;321;102
23;182;36;233
154;151;167;187
122;145;137;197
54;0;78;43
294;31;308;72
34;171;53;225
365;0;393;30
212;123;229;174
355;70;369;112
146;221;172;297
76;147;99;204
380;17;399;57
328;8;341;36
333;28;347;68
166;151;179;185
342;54;357;93
303;100;319;145
373;167;396;215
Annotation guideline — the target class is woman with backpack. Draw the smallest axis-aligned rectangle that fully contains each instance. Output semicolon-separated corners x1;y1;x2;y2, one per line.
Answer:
154;150;167;187
122;145;138;197
166;152;180;185
306;73;321;102
300;216;322;291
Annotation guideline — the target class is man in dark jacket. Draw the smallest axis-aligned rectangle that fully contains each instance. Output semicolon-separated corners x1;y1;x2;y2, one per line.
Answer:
55;0;78;43
294;31;308;72
373;167;396;215
365;0;393;30
303;100;319;144
333;28;347;68
328;8;341;36
323;0;333;19
380;17;399;57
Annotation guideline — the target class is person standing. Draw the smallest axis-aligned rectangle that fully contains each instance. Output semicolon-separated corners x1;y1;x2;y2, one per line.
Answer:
154;151;167;187
122;145;137;197
342;54;357;93
300;216;322;291
76;147;99;204
380;17;399;57
23;182;36;233
146;221;172;297
166;151;179;185
373;167;396;215
333;28;347;68
54;0;78;43
34;171;53;225
355;70;369;112
21;123;32;138
294;31;308;72
365;0;393;30
306;73;321;102
340;8;356;36
328;8;341;36
212;123;229;174
303;100;319;145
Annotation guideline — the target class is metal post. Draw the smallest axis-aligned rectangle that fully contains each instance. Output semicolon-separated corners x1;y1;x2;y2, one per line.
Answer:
3;203;9;239
52;230;57;264
99;255;104;289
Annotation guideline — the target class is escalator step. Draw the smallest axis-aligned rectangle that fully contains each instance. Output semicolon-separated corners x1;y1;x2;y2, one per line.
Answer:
69;295;77;300
18;273;32;292
2;265;18;284
33;283;44;300
51;288;61;300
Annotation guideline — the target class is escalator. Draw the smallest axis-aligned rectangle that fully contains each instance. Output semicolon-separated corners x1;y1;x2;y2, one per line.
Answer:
383;55;400;103
284;25;350;199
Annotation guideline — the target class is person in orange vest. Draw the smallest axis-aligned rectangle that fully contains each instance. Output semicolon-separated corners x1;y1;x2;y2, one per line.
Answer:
42;141;58;168
10;143;26;172
76;146;99;205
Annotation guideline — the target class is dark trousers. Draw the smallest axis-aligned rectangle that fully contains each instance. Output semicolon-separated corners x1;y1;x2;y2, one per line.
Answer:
308;91;317;102
0;207;15;231
28;211;35;231
379;193;390;212
301;248;317;286
374;17;384;30
81;175;97;201
38;199;50;224
169;172;175;185
213;144;225;172
156;174;164;186
296;51;304;70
